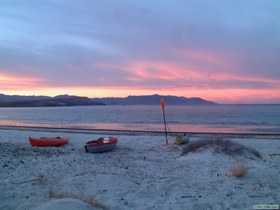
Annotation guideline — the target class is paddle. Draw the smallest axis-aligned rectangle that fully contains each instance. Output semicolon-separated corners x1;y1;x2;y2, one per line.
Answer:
161;98;169;145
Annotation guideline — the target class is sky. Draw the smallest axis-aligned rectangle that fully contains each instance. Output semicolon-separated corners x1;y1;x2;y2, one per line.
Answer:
0;0;280;104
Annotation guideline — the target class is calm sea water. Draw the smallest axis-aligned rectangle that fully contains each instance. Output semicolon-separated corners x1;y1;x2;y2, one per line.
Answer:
0;105;279;134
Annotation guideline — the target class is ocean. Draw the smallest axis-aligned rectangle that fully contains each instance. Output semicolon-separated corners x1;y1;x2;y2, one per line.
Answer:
0;104;279;134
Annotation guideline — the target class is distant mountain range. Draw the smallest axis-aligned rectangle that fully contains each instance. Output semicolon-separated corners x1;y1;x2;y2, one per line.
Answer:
93;94;217;105
0;94;105;107
0;93;217;107
0;93;50;102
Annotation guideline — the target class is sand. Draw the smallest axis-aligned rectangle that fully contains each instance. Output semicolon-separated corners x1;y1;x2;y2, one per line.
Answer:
0;128;279;210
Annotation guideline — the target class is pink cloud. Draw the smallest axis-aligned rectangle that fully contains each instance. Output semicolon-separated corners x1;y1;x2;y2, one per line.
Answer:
0;72;46;90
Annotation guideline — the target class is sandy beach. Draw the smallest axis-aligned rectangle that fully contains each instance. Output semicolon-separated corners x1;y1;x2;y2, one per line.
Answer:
0;128;279;210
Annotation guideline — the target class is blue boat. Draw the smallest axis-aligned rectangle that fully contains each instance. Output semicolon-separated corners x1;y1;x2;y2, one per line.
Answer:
84;137;118;153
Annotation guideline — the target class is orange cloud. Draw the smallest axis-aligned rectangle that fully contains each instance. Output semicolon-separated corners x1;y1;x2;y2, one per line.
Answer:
0;73;46;90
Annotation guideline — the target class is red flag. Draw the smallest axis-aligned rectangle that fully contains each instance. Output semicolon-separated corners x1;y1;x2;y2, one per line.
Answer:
161;98;165;109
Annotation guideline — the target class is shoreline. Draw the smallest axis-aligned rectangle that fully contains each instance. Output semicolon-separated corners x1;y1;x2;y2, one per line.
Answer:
1;128;279;210
1;125;280;139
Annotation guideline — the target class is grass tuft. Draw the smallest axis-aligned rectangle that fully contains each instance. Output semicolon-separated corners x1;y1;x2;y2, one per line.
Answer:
229;163;248;178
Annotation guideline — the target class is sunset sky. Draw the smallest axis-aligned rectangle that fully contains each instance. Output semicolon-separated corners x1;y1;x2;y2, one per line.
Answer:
0;0;279;104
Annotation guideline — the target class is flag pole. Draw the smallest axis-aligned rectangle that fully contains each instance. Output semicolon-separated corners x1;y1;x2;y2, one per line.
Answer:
161;98;169;145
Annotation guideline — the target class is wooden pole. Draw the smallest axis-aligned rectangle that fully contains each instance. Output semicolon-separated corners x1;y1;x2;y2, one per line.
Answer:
161;98;169;145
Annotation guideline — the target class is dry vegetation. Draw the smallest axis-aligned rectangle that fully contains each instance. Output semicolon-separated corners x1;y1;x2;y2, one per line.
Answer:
229;162;248;178
181;138;262;159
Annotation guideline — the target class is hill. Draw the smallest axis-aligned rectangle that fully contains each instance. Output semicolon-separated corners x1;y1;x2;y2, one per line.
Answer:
0;93;217;107
0;95;105;107
0;93;50;102
93;94;217;105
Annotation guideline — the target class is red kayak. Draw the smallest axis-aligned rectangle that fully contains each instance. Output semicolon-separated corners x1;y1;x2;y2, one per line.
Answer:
29;137;69;147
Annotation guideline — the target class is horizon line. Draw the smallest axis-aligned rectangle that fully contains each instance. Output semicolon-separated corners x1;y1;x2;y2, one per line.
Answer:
1;92;280;105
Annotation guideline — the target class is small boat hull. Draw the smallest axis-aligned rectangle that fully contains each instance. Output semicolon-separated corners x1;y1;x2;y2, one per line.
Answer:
174;135;189;145
85;137;118;153
29;137;69;147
